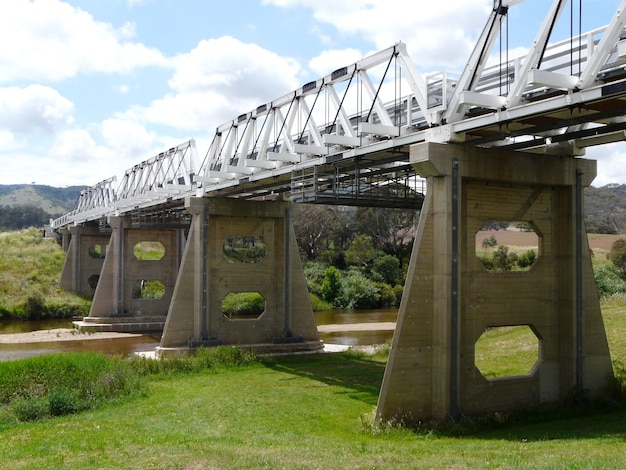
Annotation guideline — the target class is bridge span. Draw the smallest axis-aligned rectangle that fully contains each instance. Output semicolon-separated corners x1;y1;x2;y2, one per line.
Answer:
51;0;626;422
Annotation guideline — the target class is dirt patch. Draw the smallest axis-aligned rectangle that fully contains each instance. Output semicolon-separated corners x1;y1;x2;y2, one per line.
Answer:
0;328;142;344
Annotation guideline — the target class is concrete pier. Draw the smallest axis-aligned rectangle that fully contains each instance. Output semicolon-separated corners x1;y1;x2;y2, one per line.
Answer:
157;197;322;356
75;216;184;332
376;142;613;423
58;225;111;298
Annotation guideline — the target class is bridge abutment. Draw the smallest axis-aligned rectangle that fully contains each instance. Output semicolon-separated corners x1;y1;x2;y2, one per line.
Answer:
74;216;183;332
157;197;322;356
376;142;613;423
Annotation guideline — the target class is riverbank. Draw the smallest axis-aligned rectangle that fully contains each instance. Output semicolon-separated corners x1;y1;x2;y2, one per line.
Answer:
0;321;397;345
0;328;143;344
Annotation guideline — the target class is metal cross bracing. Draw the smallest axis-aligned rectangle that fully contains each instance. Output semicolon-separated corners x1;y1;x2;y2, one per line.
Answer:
50;176;117;228
50;140;199;229
192;0;626;200
52;0;626;229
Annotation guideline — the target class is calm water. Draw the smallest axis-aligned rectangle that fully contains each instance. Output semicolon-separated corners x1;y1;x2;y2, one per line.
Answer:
0;309;398;361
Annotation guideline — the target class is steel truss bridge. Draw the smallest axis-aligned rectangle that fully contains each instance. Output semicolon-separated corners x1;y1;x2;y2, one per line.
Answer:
51;0;626;230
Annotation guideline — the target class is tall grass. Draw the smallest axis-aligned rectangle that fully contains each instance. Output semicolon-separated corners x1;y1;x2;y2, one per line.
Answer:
0;346;258;426
0;352;141;424
0;228;90;319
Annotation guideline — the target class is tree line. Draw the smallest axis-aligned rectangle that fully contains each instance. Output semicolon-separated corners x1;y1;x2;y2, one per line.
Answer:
0;205;52;231
293;205;418;310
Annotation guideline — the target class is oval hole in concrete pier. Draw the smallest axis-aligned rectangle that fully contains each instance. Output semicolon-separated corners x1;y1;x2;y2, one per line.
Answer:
88;244;108;259
476;220;540;272
474;324;541;379
223;236;267;263
222;292;265;319
132;279;165;299
133;241;165;261
87;274;99;289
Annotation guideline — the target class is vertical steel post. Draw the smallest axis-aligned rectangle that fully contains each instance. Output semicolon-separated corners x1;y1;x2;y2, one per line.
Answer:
283;206;292;337
201;203;209;341
576;168;583;388
449;157;461;420
116;222;124;314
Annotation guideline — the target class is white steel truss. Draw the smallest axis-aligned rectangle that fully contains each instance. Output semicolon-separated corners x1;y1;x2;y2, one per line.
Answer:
114;139;198;212
52;0;626;227
50;177;116;228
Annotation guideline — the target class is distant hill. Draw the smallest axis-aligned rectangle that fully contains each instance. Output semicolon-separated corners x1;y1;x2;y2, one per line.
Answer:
0;183;624;233
585;184;626;234
0;184;84;217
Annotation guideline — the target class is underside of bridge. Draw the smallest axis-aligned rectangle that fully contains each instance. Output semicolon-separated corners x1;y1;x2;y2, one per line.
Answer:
375;142;613;423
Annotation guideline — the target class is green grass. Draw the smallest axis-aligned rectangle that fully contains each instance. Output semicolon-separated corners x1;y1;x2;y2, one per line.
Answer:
0;303;625;469
0;349;624;469
0;228;90;319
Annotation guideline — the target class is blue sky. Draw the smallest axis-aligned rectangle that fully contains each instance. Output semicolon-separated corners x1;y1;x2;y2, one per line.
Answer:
0;0;624;187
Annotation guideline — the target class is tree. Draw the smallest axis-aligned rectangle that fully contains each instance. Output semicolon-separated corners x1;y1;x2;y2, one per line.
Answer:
293;205;341;260
0;204;50;231
345;234;376;267
321;266;341;303
372;254;401;286
355;207;418;267
608;238;626;273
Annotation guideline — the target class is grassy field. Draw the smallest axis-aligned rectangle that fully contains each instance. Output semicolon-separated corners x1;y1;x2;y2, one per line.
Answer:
0;228;89;319
0;299;625;469
0;228;625;468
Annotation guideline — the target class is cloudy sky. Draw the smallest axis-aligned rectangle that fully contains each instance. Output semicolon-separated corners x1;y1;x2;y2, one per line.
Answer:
1;0;623;188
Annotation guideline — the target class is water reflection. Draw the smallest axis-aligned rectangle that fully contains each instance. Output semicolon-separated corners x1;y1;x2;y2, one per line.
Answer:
0;308;398;361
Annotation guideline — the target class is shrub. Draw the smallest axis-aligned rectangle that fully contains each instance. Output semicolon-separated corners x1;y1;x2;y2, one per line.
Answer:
517;249;537;268
303;261;328;297
336;270;380;309
593;264;626;298
321;266;341;303
372;254;401;286
608;238;626;273
482;235;498;248
0;353;141;422
23;293;45;320
48;389;77;416
375;282;397;308
12;396;49;422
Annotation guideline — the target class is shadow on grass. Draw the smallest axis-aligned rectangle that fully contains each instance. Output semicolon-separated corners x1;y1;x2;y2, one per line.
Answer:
260;350;626;441
458;400;626;441
260;350;386;406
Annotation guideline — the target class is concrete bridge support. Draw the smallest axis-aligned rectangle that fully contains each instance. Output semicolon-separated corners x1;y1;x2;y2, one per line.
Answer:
58;225;110;298
157;197;322;355
75;216;184;332
376;142;613;423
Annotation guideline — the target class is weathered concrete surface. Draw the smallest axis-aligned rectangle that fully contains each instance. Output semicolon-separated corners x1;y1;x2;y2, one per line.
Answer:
158;197;322;355
79;216;183;332
58;225;110;298
376;142;613;423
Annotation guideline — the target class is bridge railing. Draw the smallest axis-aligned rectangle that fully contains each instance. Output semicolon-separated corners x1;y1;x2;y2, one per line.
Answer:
49;176;117;229
49;140;199;229
114;139;198;213
195;42;436;191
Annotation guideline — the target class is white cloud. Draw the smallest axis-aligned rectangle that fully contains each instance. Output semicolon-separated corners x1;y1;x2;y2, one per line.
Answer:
0;0;168;83
264;0;491;71
585;143;626;188
101;118;156;156
121;36;303;132
0;131;20;149
0;85;74;134
308;48;363;77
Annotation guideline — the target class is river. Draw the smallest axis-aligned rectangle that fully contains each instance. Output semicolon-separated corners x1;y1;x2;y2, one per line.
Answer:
0;309;398;362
